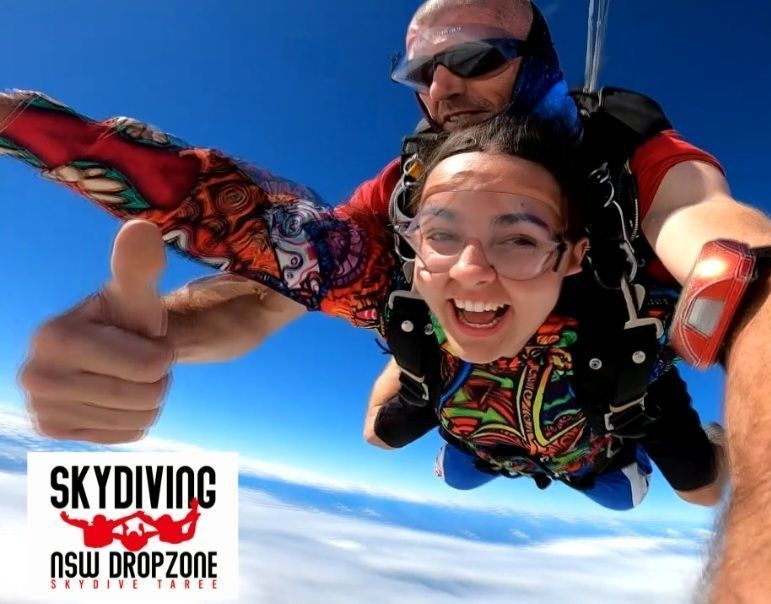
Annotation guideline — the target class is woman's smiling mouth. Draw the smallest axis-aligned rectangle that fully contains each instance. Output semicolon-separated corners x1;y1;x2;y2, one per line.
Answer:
449;299;511;334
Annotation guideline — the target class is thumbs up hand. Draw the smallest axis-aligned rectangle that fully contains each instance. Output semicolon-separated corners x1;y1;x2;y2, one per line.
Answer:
20;220;174;444
103;220;168;338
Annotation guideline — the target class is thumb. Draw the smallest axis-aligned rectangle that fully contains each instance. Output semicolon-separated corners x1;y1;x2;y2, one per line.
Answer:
102;219;167;338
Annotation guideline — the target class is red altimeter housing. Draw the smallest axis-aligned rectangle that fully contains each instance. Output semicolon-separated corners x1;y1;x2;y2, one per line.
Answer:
670;239;759;369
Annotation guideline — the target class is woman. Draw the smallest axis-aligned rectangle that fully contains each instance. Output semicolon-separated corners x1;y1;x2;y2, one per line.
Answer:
371;115;725;510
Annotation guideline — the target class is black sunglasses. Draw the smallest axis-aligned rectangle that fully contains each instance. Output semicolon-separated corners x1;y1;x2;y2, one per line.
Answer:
391;37;527;92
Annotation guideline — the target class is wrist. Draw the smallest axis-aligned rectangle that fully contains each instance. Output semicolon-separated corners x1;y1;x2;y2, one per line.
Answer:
725;272;771;360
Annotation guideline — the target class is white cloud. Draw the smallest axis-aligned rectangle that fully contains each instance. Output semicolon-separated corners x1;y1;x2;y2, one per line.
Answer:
0;405;472;508
0;405;703;524
510;529;531;541
0;469;710;604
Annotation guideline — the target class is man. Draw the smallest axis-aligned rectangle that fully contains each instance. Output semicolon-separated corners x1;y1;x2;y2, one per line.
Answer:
0;1;768;597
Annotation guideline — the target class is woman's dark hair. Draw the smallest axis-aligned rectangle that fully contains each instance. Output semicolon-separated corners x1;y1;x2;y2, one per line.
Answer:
409;114;586;241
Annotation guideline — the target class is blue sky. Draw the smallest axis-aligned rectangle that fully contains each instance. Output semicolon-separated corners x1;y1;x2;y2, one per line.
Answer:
1;0;770;525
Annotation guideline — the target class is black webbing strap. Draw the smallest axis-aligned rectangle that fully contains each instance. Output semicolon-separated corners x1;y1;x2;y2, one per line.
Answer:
570;273;662;442
383;290;441;407
574;87;672;159
752;246;771;266
573;86;673;289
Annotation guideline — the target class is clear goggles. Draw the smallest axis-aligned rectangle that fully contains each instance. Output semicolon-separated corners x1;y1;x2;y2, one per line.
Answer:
394;190;568;281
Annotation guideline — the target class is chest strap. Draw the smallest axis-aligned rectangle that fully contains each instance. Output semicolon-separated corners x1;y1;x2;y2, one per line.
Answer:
383;290;441;407
571;274;663;443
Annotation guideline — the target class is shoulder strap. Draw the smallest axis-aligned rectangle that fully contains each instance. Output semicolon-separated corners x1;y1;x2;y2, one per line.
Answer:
572;86;672;288
566;274;662;439
565;87;675;449
383;120;449;408
389;121;443;269
383;290;442;408
575;87;672;155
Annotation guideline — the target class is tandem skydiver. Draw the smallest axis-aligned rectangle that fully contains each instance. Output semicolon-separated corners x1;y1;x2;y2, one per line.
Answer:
2;2;770;597
0;0;742;505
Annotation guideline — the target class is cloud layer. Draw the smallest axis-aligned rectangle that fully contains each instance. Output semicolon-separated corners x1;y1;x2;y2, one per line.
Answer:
0;467;712;604
0;404;714;603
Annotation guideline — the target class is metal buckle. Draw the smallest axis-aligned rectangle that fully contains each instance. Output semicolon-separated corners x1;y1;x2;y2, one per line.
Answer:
604;436;621;459
604;395;646;432
619;277;664;338
387;289;431;402
400;366;431;401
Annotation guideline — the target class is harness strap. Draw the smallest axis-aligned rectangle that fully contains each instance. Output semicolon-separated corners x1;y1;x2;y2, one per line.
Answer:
567;86;672;451
383;290;441;407
571;273;662;442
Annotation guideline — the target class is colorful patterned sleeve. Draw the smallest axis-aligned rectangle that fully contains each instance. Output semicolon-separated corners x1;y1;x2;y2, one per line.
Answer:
0;91;394;328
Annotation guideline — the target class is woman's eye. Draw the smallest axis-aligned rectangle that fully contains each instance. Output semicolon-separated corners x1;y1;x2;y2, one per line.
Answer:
425;231;460;243
499;236;538;247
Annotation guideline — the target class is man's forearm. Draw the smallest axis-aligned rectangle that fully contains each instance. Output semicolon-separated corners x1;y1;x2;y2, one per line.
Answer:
707;278;771;602
165;274;306;363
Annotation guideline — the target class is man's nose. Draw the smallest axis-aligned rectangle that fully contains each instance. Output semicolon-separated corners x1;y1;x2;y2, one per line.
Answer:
448;240;497;286
428;64;467;101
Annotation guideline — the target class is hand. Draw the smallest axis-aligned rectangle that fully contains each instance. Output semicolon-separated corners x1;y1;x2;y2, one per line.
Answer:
20;220;173;444
60;511;69;520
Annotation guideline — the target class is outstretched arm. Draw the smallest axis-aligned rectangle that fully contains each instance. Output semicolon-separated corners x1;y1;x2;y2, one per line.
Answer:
3;90;391;445
164;274;306;363
643;161;771;284
642;160;771;601
0;90;393;325
705;278;771;603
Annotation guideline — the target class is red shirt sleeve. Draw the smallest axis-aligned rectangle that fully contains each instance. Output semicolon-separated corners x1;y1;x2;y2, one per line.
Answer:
630;129;724;283
630;129;724;220
1;92;398;325
342;157;401;222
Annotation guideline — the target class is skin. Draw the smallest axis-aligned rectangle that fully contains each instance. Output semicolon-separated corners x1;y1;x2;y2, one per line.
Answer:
411;152;587;364
406;5;528;131
18;220;303;444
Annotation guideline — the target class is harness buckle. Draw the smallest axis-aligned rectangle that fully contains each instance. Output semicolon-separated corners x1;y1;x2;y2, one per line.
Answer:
399;366;431;402
619;277;664;338
387;289;434;404
604;394;647;433
604;436;621;459
603;393;655;436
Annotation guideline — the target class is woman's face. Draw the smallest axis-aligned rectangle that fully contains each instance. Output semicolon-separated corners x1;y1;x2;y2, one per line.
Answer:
410;151;588;364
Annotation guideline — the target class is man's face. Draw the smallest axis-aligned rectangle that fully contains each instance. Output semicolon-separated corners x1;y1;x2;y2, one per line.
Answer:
405;9;525;132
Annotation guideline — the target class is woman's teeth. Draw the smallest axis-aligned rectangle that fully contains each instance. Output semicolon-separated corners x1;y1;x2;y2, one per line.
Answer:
451;300;510;328
453;299;507;312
